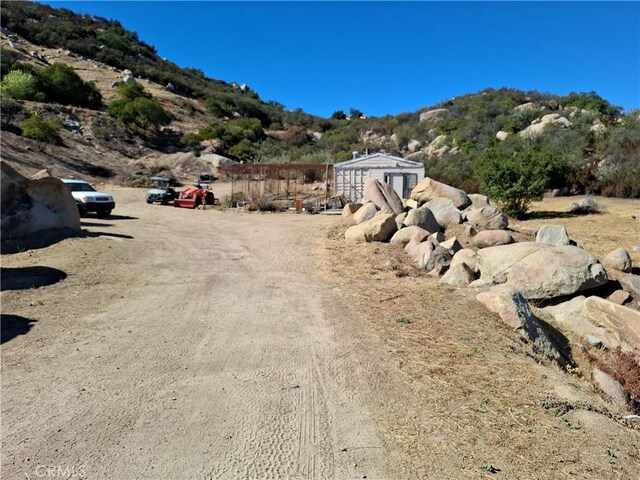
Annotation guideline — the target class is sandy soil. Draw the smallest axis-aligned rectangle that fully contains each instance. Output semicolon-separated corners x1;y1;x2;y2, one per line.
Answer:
2;190;640;479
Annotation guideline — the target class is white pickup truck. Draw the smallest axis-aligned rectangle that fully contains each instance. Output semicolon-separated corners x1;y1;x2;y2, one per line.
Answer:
62;179;115;217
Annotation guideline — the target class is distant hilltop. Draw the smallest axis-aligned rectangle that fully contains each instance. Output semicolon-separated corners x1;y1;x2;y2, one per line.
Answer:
1;1;638;199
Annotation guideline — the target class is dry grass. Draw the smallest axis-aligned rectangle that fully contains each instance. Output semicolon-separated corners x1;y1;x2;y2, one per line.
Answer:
314;222;640;479
517;195;640;264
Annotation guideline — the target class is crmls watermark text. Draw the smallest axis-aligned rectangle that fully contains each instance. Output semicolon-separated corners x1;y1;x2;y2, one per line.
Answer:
25;465;86;478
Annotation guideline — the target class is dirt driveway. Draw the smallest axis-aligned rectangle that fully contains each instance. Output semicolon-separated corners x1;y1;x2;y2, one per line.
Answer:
1;187;409;479
2;187;640;480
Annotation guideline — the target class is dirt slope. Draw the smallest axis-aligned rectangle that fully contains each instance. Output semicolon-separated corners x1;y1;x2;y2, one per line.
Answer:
2;190;639;479
1;31;211;181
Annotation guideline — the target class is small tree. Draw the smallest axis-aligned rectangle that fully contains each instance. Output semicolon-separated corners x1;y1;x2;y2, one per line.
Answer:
20;115;60;151
475;141;565;217
331;110;346;120
1;70;38;100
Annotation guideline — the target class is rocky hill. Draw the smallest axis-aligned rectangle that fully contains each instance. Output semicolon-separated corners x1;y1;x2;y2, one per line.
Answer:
1;1;638;198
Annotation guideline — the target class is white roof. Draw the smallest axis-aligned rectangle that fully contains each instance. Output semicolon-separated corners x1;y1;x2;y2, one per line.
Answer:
334;153;423;169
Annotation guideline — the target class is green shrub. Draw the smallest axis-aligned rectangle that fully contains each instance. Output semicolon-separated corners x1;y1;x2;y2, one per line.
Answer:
1;70;39;100
40;63;102;108
228;142;258;162
475;140;565;217
117;81;149;100
20;115;60;150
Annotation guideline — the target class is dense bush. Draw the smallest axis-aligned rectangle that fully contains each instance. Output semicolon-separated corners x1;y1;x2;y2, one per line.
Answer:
1;70;39;100
475;140;566;216
39;63;102;108
108;83;170;129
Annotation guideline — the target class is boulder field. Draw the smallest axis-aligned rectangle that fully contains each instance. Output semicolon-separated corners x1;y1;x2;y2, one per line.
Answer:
340;176;639;408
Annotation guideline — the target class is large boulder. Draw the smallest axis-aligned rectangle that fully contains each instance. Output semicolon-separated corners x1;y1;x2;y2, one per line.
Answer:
620;276;640;299
419;108;447;123
410;177;471;209
402;205;440;233
363;178;404;215
467;194;490;209
602;248;632;273
389;226;430;246
465;206;508;230
473;230;514;249
535;224;572;246
440;263;476;286
425;197;462;228
1;162;80;240
476;285;572;366
353;202;378;224
542;296;640;352
405;237;433;264
450;248;479;273
341;203;362;224
344;212;397;242
476;242;608;300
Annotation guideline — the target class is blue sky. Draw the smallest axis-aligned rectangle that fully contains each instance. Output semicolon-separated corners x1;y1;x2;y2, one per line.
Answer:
45;1;640;117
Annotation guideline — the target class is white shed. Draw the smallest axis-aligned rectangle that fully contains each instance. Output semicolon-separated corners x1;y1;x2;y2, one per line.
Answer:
334;153;424;202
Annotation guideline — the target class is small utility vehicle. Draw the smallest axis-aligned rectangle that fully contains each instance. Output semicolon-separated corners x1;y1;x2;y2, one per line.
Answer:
146;176;178;205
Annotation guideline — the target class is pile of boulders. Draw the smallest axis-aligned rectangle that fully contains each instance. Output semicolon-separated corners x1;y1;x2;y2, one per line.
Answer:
341;177;640;406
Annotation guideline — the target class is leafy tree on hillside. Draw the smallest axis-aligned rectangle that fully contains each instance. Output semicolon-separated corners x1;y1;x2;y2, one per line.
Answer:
331;110;346;120
475;140;566;217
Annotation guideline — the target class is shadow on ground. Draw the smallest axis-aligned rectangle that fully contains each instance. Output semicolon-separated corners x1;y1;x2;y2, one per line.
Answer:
81;221;115;228
1;266;67;291
1;314;37;344
0;228;82;254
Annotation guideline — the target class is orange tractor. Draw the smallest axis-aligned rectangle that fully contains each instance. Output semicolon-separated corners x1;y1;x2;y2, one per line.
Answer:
173;183;216;209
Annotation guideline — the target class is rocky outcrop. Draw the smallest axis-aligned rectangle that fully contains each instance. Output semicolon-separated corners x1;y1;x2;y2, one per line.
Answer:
476;243;607;300
1;161;80;240
419;108;447;123
519;113;572;139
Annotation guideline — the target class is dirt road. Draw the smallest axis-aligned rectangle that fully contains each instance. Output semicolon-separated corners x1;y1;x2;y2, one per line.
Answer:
1;188;407;479
4;188;640;480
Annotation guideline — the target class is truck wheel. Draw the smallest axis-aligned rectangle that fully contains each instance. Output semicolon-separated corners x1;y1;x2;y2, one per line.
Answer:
146;199;153;204
77;203;87;217
97;208;112;217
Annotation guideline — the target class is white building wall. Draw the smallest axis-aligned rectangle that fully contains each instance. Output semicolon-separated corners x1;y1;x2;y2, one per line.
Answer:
334;155;425;203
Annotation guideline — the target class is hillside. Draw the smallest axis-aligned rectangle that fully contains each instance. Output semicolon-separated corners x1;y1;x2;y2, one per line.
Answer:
1;0;638;198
